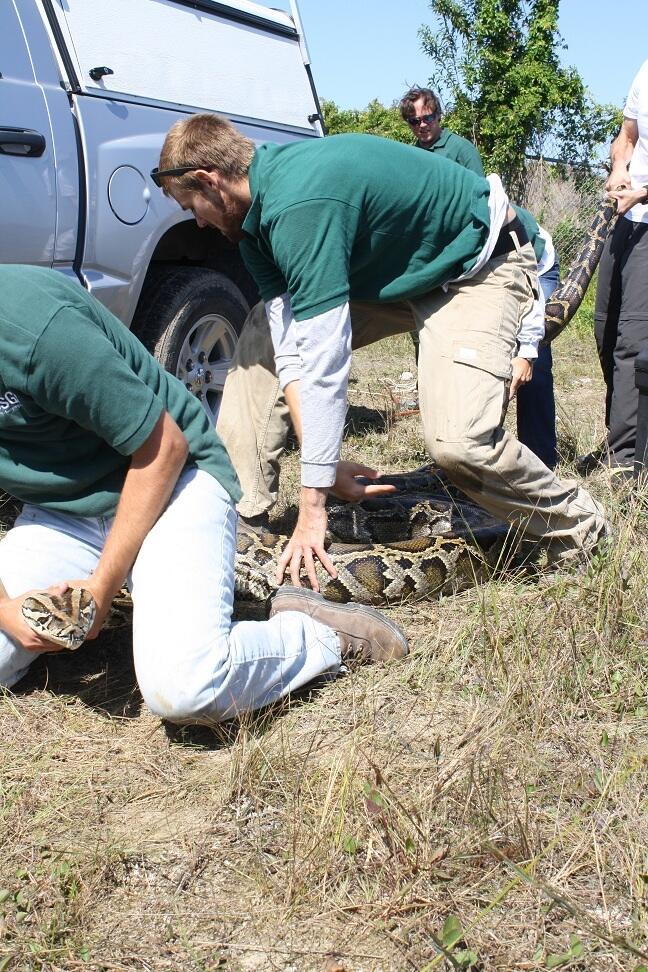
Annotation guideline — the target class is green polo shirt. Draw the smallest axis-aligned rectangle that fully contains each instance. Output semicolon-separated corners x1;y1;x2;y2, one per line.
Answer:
0;266;241;515
418;129;485;177
419;132;546;264
240;133;493;321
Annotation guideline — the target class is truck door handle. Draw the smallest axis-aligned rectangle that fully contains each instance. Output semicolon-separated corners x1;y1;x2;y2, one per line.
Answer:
0;128;46;158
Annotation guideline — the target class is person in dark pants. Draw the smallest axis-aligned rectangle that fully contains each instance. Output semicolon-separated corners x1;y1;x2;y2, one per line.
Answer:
399;85;558;468
587;60;648;475
516;255;559;469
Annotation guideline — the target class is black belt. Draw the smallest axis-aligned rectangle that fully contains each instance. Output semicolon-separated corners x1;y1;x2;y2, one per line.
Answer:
491;214;529;259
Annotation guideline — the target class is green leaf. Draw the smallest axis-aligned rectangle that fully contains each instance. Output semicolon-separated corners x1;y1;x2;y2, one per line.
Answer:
546;952;571;969
568;936;583;958
0;958;12;971
79;946;91;962
341;835;360;855
362;783;386;811
599;730;609;746
455;948;479;968
405;837;416;855
0;890;11;905
442;914;463;948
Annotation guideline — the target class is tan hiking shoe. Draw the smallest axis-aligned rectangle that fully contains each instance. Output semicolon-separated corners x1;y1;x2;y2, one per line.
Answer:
269;586;408;665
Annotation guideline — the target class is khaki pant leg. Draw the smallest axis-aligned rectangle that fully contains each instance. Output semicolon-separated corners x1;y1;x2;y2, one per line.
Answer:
412;245;606;549
216;302;290;518
217;299;415;517
348;300;415;349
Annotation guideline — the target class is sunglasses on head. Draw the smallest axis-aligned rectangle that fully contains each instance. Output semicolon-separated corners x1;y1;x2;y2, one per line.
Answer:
406;112;439;127
150;164;212;188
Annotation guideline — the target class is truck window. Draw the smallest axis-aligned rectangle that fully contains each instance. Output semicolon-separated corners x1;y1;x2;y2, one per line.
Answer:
49;0;318;130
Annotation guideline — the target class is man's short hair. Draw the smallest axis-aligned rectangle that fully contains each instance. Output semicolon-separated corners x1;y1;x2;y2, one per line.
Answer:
158;113;255;194
399;86;441;121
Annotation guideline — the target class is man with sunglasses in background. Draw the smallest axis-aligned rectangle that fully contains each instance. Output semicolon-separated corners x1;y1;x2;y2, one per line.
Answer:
154;113;607;596
399;86;484;175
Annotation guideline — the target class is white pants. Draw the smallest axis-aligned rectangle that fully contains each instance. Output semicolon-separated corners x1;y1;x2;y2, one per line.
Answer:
0;468;340;722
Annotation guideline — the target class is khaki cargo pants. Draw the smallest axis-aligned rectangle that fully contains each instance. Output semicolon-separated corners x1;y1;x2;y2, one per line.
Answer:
216;242;606;554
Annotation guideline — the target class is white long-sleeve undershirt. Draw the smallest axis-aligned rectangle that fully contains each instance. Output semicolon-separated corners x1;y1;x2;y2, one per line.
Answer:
265;295;351;488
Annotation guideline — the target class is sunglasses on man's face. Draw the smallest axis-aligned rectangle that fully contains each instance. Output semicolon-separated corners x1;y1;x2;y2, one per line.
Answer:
406;112;439;127
150;165;211;188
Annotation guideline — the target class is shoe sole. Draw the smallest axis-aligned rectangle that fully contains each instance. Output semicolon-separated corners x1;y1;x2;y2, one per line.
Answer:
269;586;408;662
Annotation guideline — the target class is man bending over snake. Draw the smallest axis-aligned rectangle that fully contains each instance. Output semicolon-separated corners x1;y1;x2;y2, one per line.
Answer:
155;115;608;591
0;266;407;717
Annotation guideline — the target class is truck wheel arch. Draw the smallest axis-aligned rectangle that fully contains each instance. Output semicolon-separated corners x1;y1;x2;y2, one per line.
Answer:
132;265;249;426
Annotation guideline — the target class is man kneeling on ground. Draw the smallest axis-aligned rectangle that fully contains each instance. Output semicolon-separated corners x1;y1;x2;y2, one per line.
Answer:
0;266;407;719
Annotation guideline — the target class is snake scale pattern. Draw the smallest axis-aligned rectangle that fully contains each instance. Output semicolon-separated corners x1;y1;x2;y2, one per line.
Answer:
21;588;96;651
22;197;617;636
235;466;511;606
542;196;617;345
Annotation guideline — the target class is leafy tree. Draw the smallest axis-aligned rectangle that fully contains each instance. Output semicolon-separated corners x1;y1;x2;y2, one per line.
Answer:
322;99;412;144
419;0;619;191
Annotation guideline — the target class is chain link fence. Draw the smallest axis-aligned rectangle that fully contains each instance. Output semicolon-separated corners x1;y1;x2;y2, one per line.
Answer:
517;157;608;269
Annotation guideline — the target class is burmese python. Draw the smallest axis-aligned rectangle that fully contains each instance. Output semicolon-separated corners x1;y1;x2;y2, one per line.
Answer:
19;197;617;633
236;466;512;606
542;195;617;344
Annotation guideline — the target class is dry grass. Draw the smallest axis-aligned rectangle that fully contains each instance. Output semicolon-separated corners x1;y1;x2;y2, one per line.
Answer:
1;322;647;972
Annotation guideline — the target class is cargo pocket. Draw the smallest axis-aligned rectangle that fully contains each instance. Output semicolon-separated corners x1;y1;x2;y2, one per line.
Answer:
434;340;513;443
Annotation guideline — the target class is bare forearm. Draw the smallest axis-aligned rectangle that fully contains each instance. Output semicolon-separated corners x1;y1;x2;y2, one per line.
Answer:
92;412;188;599
608;120;638;187
611;134;633;169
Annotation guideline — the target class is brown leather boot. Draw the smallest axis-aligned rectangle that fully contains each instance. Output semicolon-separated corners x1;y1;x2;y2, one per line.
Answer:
269;587;408;665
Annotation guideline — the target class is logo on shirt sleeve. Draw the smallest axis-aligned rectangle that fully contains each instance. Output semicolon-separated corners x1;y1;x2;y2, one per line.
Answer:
0;392;22;414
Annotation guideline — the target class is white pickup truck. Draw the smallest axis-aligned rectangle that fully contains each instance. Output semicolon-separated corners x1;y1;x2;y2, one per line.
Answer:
1;0;323;421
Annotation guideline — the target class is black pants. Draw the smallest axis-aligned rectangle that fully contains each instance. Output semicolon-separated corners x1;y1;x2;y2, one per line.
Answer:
594;217;648;464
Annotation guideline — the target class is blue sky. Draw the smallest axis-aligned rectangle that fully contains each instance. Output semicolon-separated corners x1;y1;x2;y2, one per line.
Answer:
281;0;645;115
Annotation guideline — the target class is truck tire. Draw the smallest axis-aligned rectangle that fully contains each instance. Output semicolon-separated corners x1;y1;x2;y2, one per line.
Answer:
133;266;248;426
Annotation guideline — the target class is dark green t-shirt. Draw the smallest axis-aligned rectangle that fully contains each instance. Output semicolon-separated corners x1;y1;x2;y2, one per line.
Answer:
240;133;493;321
418;129;485;177
0;266;241;515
